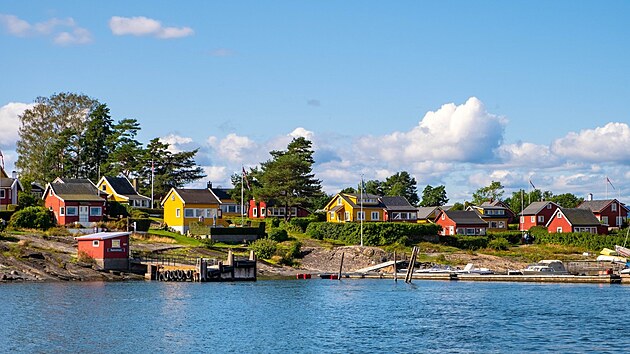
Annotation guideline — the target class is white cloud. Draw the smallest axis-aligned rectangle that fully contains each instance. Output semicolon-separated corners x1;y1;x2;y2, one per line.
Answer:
551;122;630;162
207;133;259;163
0;14;91;45
497;141;559;167
203;166;227;184
289;127;314;141
159;134;195;153
357;97;507;166
109;16;194;39
0;102;32;147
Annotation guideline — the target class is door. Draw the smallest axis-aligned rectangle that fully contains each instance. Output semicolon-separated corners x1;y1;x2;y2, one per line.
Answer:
79;206;89;223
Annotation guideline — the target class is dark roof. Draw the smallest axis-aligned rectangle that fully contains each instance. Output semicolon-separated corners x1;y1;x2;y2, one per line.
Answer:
211;188;233;201
50;181;105;202
559;208;601;226
0;178;16;188
57;178;92;184
520;201;558;216
175;189;220;204
444;210;487;225
380;196;417;211
104;176;138;196
417;206;439;219
577;200;619;213
31;182;44;191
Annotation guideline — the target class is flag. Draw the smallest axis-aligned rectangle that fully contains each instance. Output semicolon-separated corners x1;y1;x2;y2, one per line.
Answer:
606;177;615;190
242;167;251;190
151;160;154;173
529;179;536;189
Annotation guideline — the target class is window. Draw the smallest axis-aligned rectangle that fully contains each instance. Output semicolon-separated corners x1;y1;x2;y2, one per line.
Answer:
371;211;379;221
520;216;524;223
602;216;608;224
612;203;617;212
441;213;445;220
329;212;335;220
557;213;562;219
466;228;475;235
456;228;464;235
538;216;544;223
185;209;195;217
531;216;535;223
111;239;121;248
357;211;365;221
337;198;342;205
90;207;102;216
92;240;100;247
345;211;351;221
101;185;106;191
490;221;497;228
0;189;4;198
171;195;175;201
59;207;65;216
546;204;551;209
66;207;77;216
260;207;266;216
176;208;181;218
253;208;258;217
556;227;562;233
616;216;624;227
498;221;505;228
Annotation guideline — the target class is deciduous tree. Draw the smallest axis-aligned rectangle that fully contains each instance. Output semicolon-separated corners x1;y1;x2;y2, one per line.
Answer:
419;185;449;207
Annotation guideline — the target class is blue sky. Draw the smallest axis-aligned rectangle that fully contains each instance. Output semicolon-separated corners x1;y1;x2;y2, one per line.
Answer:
1;1;629;203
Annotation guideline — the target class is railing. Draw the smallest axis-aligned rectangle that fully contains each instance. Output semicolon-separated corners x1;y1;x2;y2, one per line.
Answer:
130;251;214;266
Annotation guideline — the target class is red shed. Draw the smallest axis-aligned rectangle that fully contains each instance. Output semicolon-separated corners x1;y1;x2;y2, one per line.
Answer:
75;232;130;270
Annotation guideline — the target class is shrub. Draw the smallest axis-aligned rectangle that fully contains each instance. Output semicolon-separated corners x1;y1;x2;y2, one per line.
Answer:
107;201;129;218
488;237;510;251
46;227;71;237
305;222;441;246
268;228;289;242
17;191;39;209
287;240;302;259
250;238;278;259
9;206;54;230
487;231;522;244
129;218;151;232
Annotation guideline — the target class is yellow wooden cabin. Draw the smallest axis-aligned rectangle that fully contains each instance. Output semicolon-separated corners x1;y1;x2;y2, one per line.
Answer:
96;176;151;208
324;193;385;223
161;188;221;234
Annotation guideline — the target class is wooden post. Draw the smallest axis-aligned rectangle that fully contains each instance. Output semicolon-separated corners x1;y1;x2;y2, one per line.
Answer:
338;252;345;280
394;251;397;282
405;247;418;283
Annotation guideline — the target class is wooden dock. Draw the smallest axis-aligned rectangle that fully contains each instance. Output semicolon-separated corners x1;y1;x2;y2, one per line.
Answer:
337;272;623;284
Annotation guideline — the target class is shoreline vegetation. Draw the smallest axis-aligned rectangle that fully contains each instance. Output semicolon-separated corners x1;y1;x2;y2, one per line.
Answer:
2;218;628;283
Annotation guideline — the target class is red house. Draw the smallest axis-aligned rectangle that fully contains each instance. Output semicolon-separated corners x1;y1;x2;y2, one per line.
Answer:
0;167;23;210
546;208;607;235
577;199;628;229
248;199;310;219
435;210;488;236
44;178;107;227
519;201;560;231
75;231;130;270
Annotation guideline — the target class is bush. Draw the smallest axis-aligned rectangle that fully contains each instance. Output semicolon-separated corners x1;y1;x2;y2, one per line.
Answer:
305;222;441;246
17;191;39;210
440;235;488;250
488;237;510;251
268;228;289;242
107;201;129;218
487;231;522;245
249;238;278;259
9;206;54;230
130;218;151;232
46;227;71;237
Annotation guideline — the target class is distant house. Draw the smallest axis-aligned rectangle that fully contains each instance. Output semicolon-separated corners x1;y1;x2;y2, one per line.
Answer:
481;200;517;224
381;196;417;222
96;176;151;208
416;206;440;224
30;182;45;199
468;204;509;232
577;199;628;229
0;167;23;210
75;232;130;270
323;193;386;223
435;210;488;236
248;199;310;219
161;188;221;234
519;201;560;231
43;178;107;226
546;208;607;235
207;182;244;218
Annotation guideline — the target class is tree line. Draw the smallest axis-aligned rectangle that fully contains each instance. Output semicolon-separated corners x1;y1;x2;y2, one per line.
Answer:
16;92;205;205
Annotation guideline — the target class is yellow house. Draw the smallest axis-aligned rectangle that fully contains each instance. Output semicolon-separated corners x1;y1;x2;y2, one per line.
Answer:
161;188;221;234
96;176;151;208
467;205;510;232
324;193;385;223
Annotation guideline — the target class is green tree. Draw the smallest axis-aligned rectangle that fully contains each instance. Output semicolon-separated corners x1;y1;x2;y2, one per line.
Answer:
78;104;114;181
550;193;583;208
229;167;262;207
340;187;356;194
255;137;323;220
362;180;383;195
104;118;143;178
451;202;465;211
472;181;505;205
381;171;419;205
419;185;449;207
16;92;98;183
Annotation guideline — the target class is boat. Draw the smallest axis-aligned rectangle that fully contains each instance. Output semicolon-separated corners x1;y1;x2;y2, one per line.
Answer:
517;260;569;275
415;265;457;274
620;268;630;275
456;263;494;275
614;245;630;258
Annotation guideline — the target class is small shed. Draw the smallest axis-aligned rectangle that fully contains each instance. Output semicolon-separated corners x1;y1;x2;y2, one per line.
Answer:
75;232;130;270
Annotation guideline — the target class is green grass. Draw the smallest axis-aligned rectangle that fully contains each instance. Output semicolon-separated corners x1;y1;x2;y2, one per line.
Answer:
148;229;203;247
482;243;589;263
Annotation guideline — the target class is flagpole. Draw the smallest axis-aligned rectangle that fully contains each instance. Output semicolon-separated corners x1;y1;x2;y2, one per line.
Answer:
241;167;245;226
360;174;364;247
150;159;154;209
606;176;608;199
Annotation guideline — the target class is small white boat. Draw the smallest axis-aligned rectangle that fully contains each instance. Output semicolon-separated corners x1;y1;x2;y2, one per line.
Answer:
518;260;569;275
615;245;630;258
415;265;456;274
456;263;494;275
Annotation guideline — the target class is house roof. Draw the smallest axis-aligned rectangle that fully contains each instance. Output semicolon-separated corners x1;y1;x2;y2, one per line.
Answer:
103;176;138;195
48;181;105;202
555;208;601;226
210;188;233;201
380;196;417;211
417;206;439;220
0;178;16;188
75;231;130;241
443;210;488;225
174;189;220;204
56;178;93;184
520;201;558;216
339;193;386;209
577;199;621;213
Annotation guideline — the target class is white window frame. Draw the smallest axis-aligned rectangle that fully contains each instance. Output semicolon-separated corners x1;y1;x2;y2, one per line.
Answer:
546;204;552;209
498;221;505;228
252;207;258;217
520;216;524;223
260;207;266;216
92;240;100;247
538;215;544;223
329;211;335;220
602;216;608;224
66;206;77;216
0;189;5;199
90;207;102;216
616;216;624;227
557;213;562;219
185;208;195;218
371;211;379;221
176;208;181;218
111;239;121;248
531;216;535;223
357;211;365;221
345;211;350;221
556;227;563;233
59;207;65;216
612;203;617;212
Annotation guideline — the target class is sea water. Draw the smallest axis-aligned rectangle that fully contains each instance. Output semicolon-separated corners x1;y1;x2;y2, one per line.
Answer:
1;280;628;353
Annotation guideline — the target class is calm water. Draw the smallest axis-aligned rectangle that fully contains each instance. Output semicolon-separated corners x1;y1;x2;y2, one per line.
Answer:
1;279;628;353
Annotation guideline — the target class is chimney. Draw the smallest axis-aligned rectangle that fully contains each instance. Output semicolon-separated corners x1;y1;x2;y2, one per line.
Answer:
132;178;138;191
587;193;593;201
207;181;212;190
11;171;17;179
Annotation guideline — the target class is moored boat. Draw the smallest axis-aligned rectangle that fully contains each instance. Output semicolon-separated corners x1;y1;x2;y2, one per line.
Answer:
516;260;569;275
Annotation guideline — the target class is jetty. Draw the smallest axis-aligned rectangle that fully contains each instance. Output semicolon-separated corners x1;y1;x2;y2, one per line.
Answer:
132;250;256;282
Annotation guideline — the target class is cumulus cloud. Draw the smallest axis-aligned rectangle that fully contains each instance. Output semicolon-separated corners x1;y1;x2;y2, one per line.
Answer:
496;141;560;167
0;102;32;147
357;97;507;165
207;133;258;163
160;134;196;153
109;16;194;39
551;122;630;162
0;14;92;45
